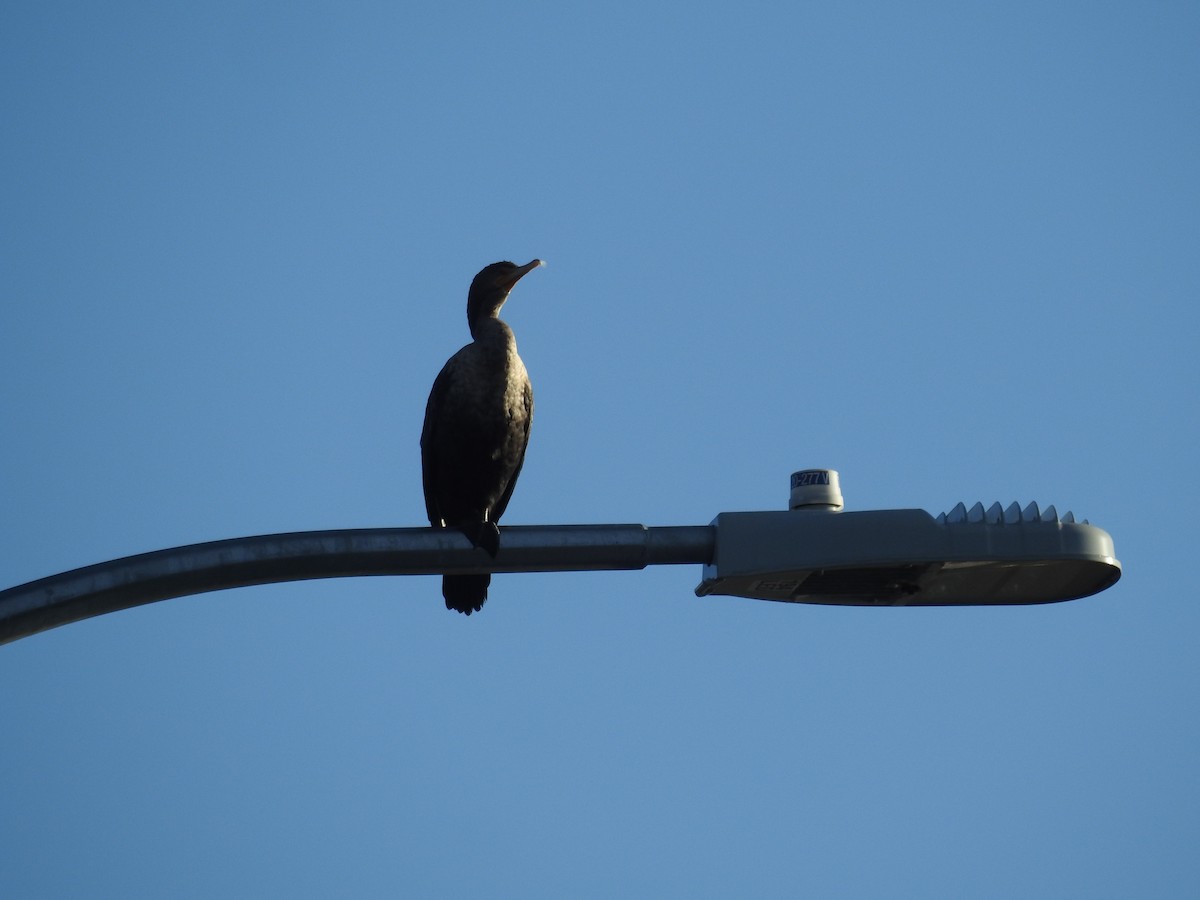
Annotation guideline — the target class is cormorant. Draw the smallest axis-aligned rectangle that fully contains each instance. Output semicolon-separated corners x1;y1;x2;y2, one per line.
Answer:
420;259;542;615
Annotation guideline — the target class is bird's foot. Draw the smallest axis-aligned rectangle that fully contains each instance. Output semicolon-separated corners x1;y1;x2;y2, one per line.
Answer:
477;521;501;558
457;521;501;558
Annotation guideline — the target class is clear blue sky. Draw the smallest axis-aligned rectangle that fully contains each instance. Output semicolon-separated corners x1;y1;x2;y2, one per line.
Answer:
2;2;1197;897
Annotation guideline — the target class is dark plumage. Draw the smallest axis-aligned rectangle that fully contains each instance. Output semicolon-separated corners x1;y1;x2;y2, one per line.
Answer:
420;259;542;615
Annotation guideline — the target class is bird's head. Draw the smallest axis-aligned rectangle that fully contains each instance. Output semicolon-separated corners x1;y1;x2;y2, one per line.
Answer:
467;259;543;328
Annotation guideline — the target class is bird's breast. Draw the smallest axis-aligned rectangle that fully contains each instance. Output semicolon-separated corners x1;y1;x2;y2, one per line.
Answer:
442;340;530;426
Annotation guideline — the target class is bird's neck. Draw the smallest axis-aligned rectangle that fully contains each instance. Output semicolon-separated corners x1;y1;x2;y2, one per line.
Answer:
469;315;514;346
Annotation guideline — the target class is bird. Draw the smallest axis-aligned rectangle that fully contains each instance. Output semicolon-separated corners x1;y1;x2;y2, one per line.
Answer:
420;259;542;615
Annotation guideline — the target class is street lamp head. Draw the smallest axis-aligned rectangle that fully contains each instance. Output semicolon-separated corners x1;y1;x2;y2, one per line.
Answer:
695;491;1120;606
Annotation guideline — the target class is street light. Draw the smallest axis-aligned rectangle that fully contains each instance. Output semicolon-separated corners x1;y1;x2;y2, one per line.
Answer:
0;470;1120;645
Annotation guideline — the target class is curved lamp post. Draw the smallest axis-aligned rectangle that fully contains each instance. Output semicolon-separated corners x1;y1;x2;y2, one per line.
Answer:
0;471;1120;645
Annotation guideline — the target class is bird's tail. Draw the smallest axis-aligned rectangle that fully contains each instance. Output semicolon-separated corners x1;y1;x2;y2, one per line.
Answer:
443;574;490;616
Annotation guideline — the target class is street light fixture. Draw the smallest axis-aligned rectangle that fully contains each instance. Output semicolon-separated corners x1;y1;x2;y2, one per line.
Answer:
0;470;1120;645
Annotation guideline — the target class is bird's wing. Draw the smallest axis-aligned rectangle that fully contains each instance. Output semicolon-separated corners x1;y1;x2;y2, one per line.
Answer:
491;380;533;522
420;363;453;526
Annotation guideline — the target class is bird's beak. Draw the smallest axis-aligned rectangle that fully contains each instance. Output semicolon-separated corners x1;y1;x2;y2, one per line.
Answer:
502;259;544;289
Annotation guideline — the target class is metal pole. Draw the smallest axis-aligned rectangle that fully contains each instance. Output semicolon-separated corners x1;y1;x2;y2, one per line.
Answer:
0;525;715;645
